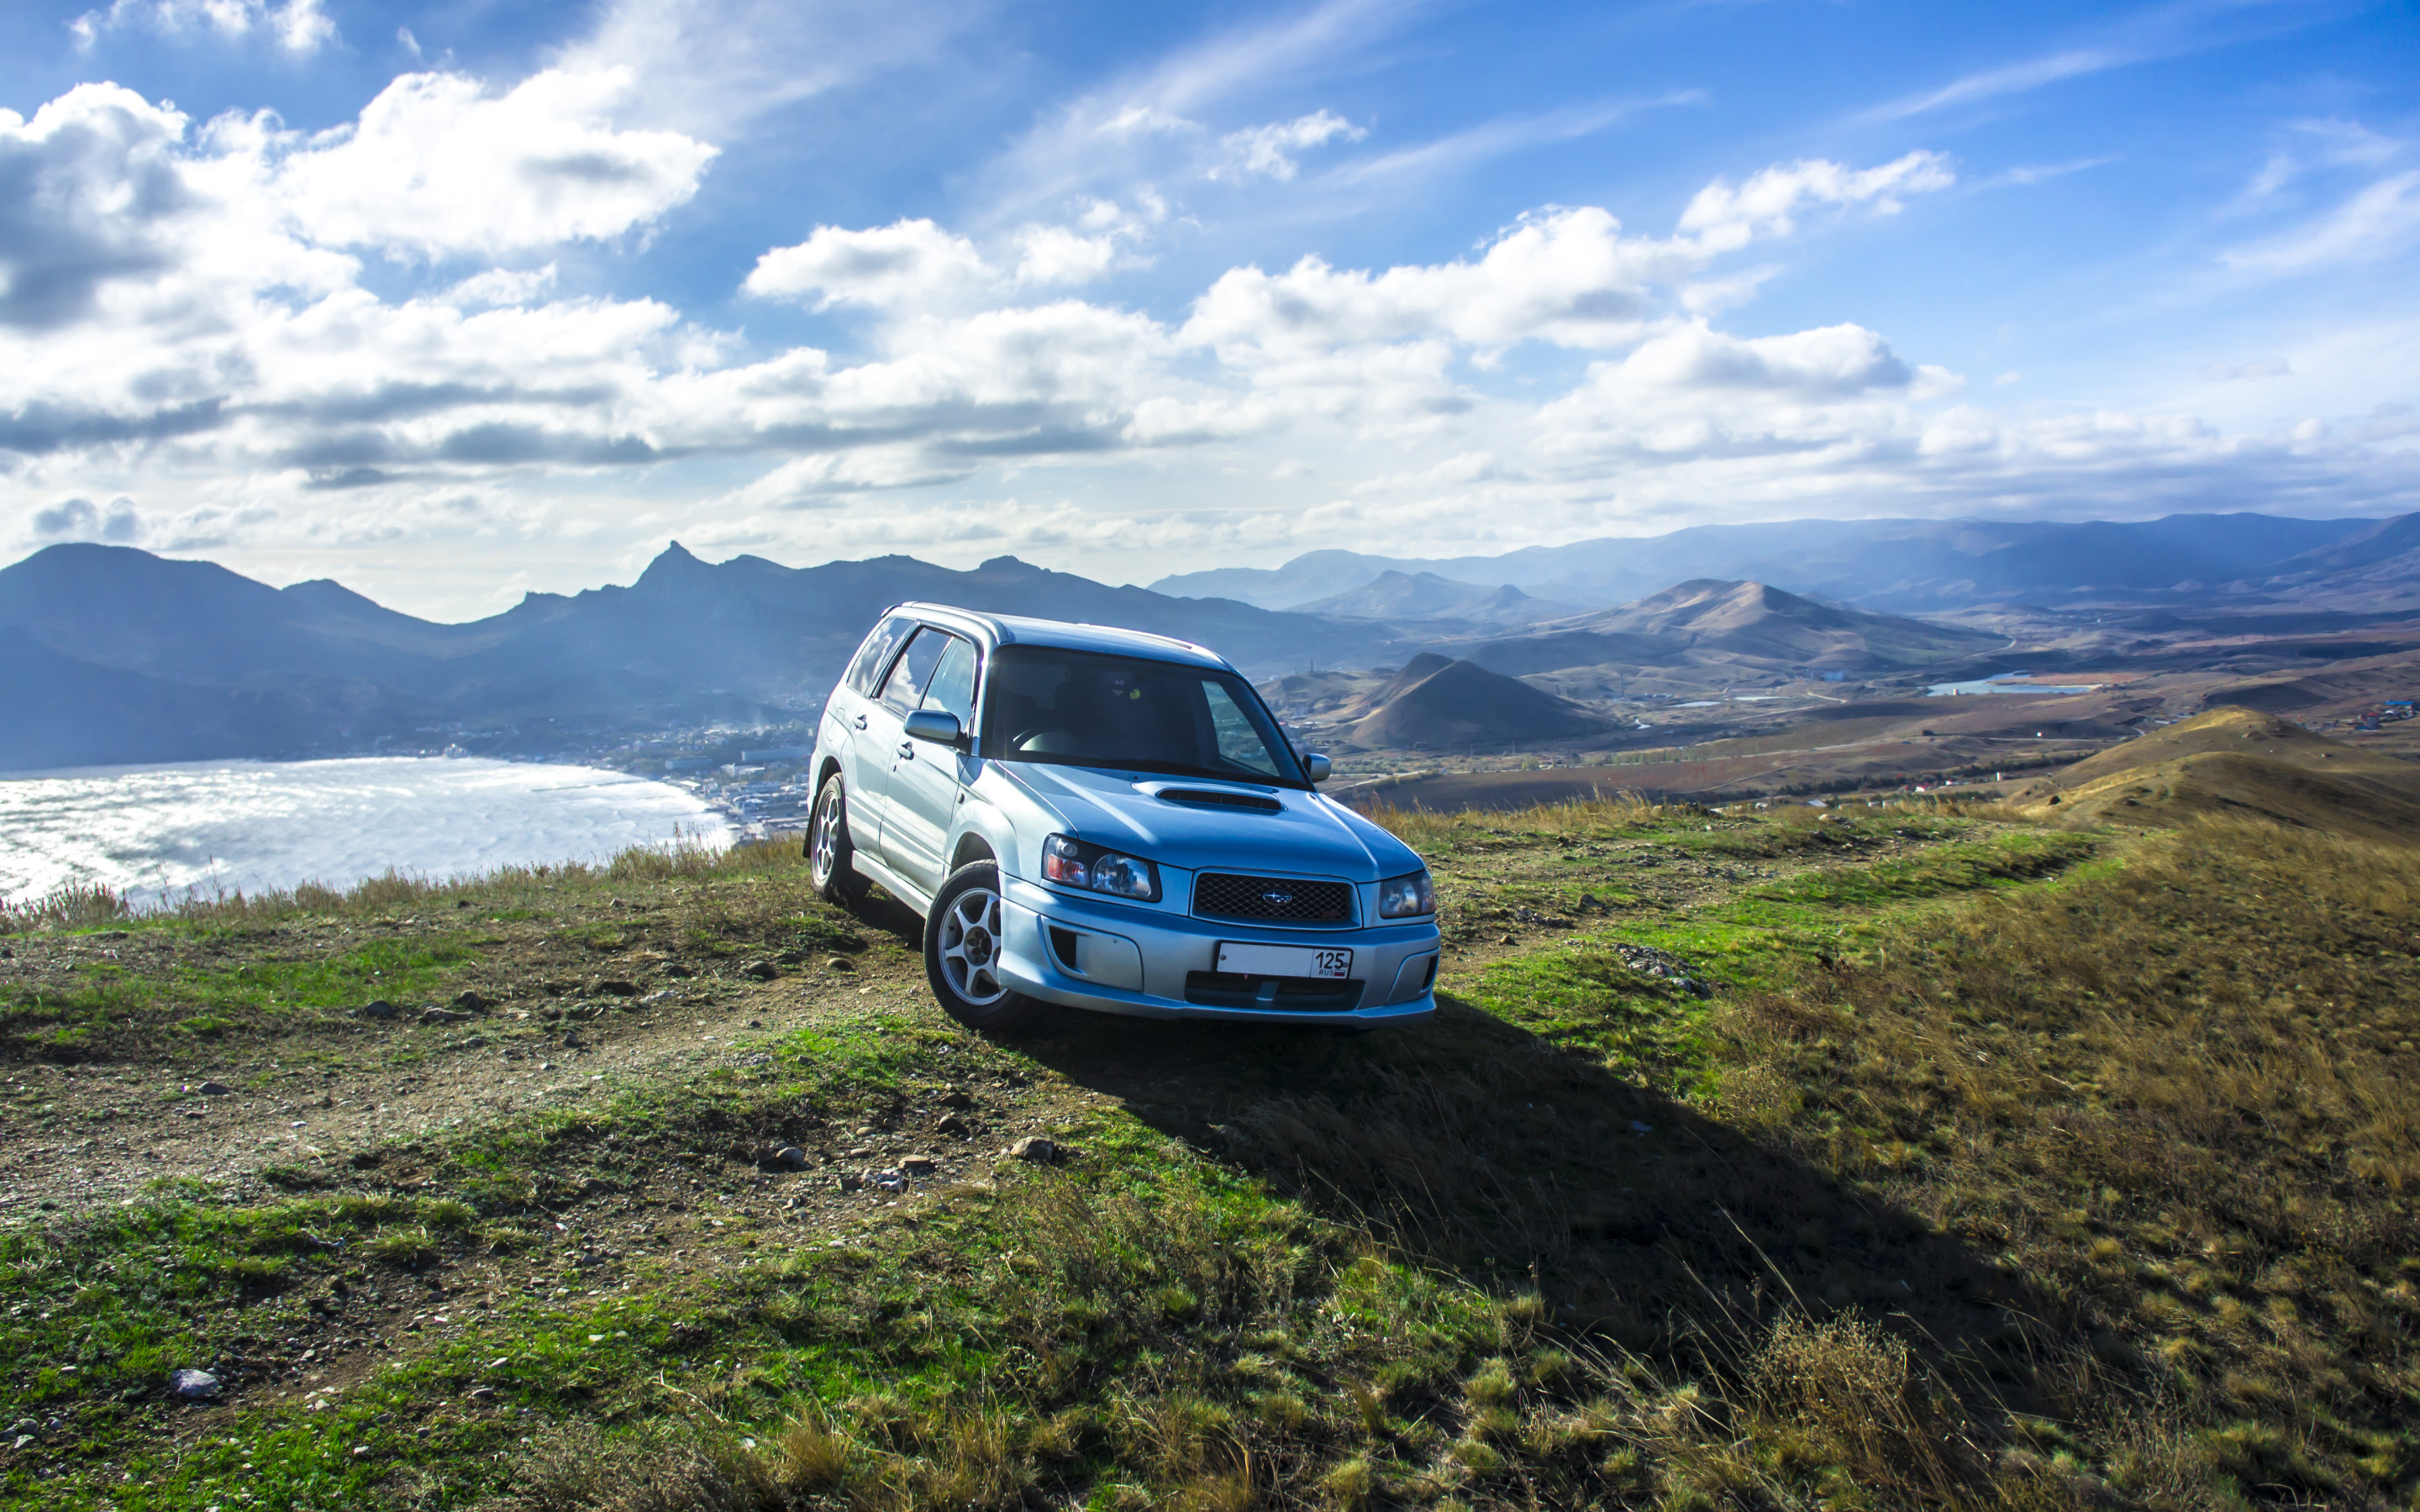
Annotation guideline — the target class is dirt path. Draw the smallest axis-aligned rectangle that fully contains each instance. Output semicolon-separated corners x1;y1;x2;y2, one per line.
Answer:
0;954;947;1228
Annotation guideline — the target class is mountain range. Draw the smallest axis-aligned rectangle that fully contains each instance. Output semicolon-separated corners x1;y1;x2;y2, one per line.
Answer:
9;508;2414;773
0;543;1394;770
1150;512;2420;614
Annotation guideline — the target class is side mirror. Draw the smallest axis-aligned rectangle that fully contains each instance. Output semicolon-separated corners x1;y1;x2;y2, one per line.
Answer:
903;709;965;748
1302;752;1332;783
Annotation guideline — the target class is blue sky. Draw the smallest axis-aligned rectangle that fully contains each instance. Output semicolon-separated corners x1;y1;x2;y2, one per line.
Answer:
2;0;2415;618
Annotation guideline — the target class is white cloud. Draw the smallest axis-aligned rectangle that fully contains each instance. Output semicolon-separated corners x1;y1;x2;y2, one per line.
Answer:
1677;151;1955;254
1207;110;1365;182
71;0;336;55
447;265;561;308
4;66;2409;610
745;219;992;309
1013;226;1119;286
2220;171;2420;278
31;495;143;542
555;0;982;137
1183;207;1682;359
250;68;718;259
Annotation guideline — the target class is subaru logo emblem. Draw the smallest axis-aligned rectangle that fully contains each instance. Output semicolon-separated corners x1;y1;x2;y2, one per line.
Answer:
1262;889;1293;906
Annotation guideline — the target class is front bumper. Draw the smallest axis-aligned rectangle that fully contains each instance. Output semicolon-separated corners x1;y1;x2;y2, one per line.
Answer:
994;875;1439;1026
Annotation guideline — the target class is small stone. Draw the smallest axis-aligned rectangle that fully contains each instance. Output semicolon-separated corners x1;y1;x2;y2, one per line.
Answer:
747;1019;764;1029
824;956;854;972
768;1145;809;1169
836;1172;864;1192
902;1156;937;1177
450;990;490;1011
937;1113;971;1137
941;1090;975;1109
419;1007;471;1025
740;959;778;980
468;1386;497;1400
361;1000;400;1021
1009;1136;1058;1163
873;1169;907;1192
170;1368;220;1401
1629;1121;1654;1135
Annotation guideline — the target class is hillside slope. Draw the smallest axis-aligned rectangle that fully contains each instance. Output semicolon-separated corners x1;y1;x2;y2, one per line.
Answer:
2032;706;2420;839
1347;653;1607;748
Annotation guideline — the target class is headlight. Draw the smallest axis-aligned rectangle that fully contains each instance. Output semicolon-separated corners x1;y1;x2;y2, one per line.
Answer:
1377;869;1435;918
1041;834;1161;902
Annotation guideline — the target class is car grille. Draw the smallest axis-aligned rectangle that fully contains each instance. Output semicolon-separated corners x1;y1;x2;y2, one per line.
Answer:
1192;872;1355;927
1183;971;1364;1012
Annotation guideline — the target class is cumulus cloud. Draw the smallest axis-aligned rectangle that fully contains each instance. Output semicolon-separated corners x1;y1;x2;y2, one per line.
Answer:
71;0;336;55
745;218;992;309
3;66;2406;609
250;68;718;258
1184;207;1682;360
31;495;143;543
1207;109;1364;181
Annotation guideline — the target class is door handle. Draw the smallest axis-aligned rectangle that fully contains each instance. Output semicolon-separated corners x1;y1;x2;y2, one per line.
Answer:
897;742;915;759
854;714;867;730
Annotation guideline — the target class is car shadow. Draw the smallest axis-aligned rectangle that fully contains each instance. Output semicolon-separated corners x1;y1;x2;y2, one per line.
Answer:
1000;989;2076;1419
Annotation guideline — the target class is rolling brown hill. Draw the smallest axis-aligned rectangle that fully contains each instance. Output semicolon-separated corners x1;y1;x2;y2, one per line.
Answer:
1347;654;1607;749
2028;706;2420;841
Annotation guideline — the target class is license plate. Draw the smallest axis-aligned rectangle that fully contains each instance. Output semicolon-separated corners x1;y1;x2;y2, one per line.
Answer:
1216;942;1353;979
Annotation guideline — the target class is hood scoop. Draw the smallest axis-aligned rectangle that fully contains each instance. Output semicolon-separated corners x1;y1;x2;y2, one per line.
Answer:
1153;786;1284;815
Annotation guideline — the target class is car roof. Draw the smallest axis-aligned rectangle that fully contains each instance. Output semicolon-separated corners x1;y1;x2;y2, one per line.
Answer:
892;602;1232;670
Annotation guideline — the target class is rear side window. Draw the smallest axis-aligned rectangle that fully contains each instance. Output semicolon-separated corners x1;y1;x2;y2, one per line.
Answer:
879;627;955;713
843;616;917;696
921;638;979;722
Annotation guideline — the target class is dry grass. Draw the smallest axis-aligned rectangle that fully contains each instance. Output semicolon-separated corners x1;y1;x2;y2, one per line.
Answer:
1719;816;2420;1503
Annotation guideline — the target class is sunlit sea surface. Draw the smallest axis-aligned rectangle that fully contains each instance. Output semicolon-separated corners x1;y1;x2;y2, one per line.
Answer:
0;758;730;909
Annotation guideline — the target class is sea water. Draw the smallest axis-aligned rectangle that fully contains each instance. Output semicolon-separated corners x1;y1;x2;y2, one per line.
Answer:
0;758;731;909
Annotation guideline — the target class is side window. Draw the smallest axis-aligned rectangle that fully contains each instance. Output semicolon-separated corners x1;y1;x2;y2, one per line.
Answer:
843;616;917;696
879;627;951;713
920;638;978;723
1202;681;1280;776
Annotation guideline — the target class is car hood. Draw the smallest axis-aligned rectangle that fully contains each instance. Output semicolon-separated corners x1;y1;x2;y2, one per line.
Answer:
986;761;1423;881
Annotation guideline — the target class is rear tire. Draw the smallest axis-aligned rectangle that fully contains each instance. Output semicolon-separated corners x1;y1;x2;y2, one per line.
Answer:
925;862;1046;1032
808;774;870;906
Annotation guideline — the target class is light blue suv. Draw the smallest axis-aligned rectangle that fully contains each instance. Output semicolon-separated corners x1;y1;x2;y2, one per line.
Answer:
806;603;1441;1032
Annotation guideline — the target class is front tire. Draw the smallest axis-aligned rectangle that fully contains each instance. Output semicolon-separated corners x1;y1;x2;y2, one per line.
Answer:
925;862;1046;1032
808;774;870;906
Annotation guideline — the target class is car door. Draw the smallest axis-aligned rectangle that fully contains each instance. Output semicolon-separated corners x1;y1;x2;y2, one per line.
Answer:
829;614;917;852
882;633;978;897
863;627;951;871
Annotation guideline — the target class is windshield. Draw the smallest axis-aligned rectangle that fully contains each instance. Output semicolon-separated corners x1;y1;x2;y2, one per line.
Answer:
980;645;1307;786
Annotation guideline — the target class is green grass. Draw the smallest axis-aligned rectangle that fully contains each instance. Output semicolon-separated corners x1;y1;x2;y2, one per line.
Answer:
0;937;476;1058
8;802;2411;1509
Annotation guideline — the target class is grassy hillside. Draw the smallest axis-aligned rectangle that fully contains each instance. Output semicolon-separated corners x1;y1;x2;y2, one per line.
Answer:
1;795;2414;1509
2030;705;2420;839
